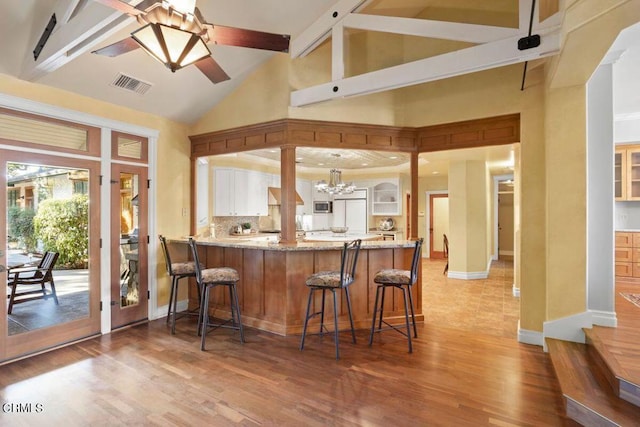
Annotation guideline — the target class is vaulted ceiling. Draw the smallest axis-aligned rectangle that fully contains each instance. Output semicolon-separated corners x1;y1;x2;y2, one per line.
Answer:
2;1;638;176
1;0;554;125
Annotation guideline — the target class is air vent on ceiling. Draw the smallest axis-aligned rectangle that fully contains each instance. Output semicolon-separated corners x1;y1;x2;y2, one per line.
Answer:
110;73;152;95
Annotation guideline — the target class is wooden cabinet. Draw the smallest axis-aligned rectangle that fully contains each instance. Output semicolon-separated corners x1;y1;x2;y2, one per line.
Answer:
371;179;401;215
615;145;640;201
213;168;269;216
615;231;640;277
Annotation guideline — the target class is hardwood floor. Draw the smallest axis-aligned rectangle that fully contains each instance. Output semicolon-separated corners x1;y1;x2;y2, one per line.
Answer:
0;259;578;426
423;258;519;338
590;277;640;393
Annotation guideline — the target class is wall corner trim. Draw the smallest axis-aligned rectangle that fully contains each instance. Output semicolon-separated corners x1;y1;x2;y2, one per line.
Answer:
542;311;592;350
517;322;544;347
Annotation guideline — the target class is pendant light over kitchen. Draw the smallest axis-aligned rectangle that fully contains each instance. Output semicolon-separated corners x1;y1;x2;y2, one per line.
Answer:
315;154;356;195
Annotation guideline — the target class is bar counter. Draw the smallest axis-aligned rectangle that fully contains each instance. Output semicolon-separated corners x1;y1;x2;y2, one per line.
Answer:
168;237;423;336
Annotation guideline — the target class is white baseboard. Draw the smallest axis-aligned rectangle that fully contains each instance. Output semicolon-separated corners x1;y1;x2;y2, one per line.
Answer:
542;311;592;351
590;309;617;328
519;310;616;351
447;270;489;280
152;299;189;320
512;284;520;297
499;250;514;256
517;321;544;347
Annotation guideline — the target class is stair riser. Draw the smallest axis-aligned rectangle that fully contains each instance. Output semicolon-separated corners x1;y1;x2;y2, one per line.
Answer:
585;335;619;396
619;379;640;407
566;398;618;427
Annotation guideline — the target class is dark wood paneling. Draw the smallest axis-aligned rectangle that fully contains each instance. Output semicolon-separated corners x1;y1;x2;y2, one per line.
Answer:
417;114;520;153
242;250;264;318
264;251;289;323
190;115;520;159
285;251;315;326
192;243;422;336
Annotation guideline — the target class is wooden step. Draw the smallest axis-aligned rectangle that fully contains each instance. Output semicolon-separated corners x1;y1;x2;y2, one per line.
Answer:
546;338;640;426
585;327;640;408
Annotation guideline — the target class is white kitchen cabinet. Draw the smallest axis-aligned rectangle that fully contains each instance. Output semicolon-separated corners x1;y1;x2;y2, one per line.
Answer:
296;179;312;215
214;168;234;216
312;213;329;230
311;181;329;202
213;167;270;216
371;179;401;215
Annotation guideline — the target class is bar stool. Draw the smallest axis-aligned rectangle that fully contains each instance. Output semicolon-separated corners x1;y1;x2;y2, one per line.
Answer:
369;238;423;353
159;235;201;334
300;239;362;360
187;237;244;350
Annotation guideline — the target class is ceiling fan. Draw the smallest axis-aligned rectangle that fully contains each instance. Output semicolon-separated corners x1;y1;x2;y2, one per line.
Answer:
91;0;290;84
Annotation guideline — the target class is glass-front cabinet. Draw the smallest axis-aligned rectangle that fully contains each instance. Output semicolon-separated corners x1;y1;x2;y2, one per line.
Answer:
615;145;640;201
615;149;625;200
627;148;640;200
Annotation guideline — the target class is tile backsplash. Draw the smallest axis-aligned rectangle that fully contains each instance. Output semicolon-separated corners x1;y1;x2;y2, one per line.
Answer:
615;202;640;229
210;216;259;237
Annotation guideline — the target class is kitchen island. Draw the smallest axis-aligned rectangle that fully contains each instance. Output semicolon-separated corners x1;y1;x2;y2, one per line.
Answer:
168;237;423;336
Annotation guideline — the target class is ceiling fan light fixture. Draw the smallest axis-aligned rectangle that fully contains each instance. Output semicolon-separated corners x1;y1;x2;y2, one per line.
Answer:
132;22;210;72
163;0;196;15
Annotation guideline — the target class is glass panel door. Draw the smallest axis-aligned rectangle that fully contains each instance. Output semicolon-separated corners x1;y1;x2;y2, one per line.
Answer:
1;149;100;362
110;163;148;329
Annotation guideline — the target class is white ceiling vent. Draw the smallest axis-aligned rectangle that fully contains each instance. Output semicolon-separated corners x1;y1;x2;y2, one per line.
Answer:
110;73;152;95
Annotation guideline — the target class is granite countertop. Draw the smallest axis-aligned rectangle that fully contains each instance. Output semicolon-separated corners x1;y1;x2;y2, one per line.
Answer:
168;236;417;251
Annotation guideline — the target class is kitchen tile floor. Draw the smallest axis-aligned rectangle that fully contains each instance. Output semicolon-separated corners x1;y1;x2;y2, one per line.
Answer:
421;258;519;339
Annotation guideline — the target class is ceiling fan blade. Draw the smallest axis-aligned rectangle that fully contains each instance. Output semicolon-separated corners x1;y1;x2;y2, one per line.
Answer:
92;0;146;16
194;56;230;84
92;37;140;57
206;25;290;53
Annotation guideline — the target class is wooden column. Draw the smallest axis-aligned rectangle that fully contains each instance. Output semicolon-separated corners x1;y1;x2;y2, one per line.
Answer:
410;151;419;239
280;145;297;243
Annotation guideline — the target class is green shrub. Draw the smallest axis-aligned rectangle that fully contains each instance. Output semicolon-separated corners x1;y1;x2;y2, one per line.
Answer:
7;206;37;252
34;194;89;269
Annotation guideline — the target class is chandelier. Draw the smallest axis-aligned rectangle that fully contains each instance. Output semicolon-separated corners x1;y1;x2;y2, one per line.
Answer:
315;169;356;195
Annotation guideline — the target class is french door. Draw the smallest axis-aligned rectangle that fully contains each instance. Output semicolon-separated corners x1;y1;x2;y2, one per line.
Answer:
110;163;148;329
0;149;101;361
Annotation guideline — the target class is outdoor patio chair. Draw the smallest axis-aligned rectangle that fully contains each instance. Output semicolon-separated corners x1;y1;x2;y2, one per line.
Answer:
7;251;60;314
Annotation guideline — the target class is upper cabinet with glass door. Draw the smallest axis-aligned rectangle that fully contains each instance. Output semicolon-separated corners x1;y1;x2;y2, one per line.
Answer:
615;145;640;201
615;148;626;200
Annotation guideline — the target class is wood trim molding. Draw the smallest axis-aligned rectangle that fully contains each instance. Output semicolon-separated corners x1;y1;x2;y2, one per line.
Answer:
416;114;520;153
189;115;520;158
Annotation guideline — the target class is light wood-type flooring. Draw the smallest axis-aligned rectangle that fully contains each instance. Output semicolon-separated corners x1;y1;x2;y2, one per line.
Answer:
0;259;581;426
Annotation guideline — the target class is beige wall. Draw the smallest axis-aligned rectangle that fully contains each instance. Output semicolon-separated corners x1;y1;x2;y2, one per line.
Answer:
188;1;640;335
448;160;489;273
3;0;638;336
0;73;191;307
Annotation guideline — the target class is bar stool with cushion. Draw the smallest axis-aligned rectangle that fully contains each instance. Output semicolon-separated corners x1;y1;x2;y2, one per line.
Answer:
300;239;362;360
369;238;423;353
159;235;201;334
187;237;244;351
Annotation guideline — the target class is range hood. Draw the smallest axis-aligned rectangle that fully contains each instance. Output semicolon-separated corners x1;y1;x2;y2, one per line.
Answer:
268;187;304;205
